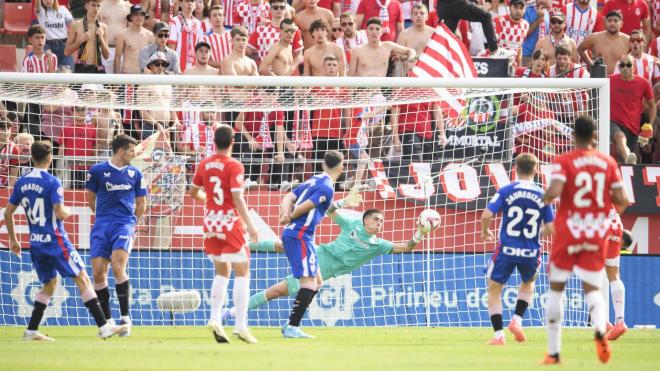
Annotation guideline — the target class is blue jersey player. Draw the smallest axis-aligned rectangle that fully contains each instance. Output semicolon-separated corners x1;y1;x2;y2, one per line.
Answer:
86;134;147;336
278;150;347;339
4;141;127;341
480;153;555;345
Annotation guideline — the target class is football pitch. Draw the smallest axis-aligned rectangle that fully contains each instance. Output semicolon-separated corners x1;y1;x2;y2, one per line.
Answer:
1;327;658;370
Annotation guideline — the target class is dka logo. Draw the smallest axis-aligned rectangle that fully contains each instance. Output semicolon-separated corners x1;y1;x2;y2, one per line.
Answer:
11;270;69;318
308;275;359;326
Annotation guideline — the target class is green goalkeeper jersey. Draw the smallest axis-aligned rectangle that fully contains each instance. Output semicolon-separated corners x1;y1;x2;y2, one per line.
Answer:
317;212;394;278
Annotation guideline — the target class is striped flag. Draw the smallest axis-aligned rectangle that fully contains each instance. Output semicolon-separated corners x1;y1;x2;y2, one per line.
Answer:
409;22;477;128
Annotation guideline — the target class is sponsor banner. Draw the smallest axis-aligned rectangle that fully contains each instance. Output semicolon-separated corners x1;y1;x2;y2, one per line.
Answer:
472;58;510;78
2;251;657;327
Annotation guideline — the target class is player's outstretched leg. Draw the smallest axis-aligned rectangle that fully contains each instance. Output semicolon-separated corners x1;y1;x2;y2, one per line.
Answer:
508;281;533;343
486;279;505;345
606;265;627;340
208;261;230;343
23;279;56;342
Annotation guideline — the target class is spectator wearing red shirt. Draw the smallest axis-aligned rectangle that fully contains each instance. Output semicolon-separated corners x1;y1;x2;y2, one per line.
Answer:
602;0;651;40
513;94;571;163
356;0;404;42
60;104;97;189
610;54;656;164
0;119;20;188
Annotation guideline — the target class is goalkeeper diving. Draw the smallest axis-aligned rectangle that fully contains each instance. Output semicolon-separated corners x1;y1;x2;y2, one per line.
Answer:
223;186;431;317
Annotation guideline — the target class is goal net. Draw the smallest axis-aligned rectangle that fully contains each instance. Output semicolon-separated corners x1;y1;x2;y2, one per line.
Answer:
0;74;609;328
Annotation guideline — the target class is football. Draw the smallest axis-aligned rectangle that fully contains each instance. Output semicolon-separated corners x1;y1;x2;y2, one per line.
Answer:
418;209;442;233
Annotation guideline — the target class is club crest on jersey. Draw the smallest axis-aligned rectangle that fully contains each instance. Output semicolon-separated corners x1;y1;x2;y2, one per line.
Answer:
104;172;111;177
128;169;135;178
320;196;327;203
86;172;92;181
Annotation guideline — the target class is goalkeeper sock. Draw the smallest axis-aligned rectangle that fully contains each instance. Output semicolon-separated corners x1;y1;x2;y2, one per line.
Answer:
115;280;130;317
95;284;112;320
609;279;625;323
546;290;563;355
248;291;269;310
585;291;606;336
288;288;315;327
233;276;250;332
27;293;50;331
249;240;276;253
209;275;228;323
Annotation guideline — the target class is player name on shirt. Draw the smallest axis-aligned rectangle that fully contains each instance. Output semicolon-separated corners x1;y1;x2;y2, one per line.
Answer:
20;183;44;193
572;155;608;170
504;190;544;208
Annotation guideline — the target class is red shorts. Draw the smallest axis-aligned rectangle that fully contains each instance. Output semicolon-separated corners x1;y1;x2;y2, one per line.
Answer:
550;237;607;272
203;227;247;256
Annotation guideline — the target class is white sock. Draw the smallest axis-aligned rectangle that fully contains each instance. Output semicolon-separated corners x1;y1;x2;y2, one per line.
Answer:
585;291;606;335
546;290;563;355
209;275;229;323
233;276;250;332
494;330;504;339
229;307;236;317
120;315;131;324
609;279;626;323
512;314;523;325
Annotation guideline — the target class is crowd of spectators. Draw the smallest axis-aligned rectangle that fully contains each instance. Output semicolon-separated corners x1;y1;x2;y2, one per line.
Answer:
1;0;660;191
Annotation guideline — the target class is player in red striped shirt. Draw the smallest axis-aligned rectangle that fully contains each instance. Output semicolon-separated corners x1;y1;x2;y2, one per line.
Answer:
203;5;232;69
22;25;58;73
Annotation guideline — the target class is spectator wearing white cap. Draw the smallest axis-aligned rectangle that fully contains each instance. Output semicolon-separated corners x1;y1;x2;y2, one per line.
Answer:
139;22;181;74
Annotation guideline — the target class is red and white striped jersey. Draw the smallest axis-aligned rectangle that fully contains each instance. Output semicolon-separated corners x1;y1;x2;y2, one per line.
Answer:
653;0;660;35
168;15;204;73
549;63;590;78
223;0;241;28
613;53;660;85
200;18;212;34
563;2;601;46
549;0;568;11
493;15;529;53
182;122;216;159
233;0;270;34
0;141;19;187
247;23;304;63
651;36;660;58
21;52;57;73
204;31;233;64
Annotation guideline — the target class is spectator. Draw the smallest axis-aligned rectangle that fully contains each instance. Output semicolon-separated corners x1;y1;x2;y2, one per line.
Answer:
221;27;259;76
138;52;181;139
549;44;589;77
95;90;123;158
292;0;340;14
610;54;656;164
295;0;335;49
64;0;111;73
602;0;651;42
178;108;218;164
356;0;403;42
331;18;344;42
35;0;75;70
234;0;271;34
563;0;603;47
168;0;204;73
260;19;305;76
349;18;415;77
0;119;20;188
14;133;35;177
140;22;181;73
40;67;77;161
612;30;660;86
521;0;548;66
247;0;304;65
24;25;58;73
142;0;167;30
535;11;577;67
185;40;219;75
494;0;529;66
335;12;367;70
397;3;434;56
100;0;132;73
578;11;629;76
203;5;232;69
435;0;499;56
60;103;97;189
637;122;656;164
115;5;154;74
5;112;21;141
513;93;570;163
303;18;347;76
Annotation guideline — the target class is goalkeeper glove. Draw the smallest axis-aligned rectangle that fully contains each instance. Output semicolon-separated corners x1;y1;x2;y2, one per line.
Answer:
332;185;364;209
412;226;427;244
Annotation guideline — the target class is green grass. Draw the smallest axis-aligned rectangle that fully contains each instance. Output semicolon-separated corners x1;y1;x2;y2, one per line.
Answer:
1;327;658;370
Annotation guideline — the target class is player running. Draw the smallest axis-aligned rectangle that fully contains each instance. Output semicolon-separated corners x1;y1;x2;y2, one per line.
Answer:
86;134;147;337
4;141;127;341
542;115;628;365
604;208;631;340
189;125;259;344
223;206;431;317
278;150;345;339
480;153;555;345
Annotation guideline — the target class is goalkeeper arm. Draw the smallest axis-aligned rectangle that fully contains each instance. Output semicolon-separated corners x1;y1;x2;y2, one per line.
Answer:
391;224;429;253
327;185;364;219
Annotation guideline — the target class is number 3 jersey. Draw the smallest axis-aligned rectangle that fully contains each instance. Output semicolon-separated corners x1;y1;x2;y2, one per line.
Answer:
486;180;555;260
191;153;245;239
550;149;623;248
8;169;70;250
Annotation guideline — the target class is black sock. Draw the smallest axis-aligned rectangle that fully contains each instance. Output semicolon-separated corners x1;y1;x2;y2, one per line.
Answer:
288;288;315;327
514;299;529;318
95;287;112;320
116;281;130;317
490;314;503;332
27;301;47;331
84;298;107;328
307;290;319;306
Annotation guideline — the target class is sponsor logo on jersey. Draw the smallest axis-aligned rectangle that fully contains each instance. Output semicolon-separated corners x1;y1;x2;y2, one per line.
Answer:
502;245;538;258
105;182;132;191
30;233;52;243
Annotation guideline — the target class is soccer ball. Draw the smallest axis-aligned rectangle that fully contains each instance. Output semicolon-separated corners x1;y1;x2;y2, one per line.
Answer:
418;209;441;233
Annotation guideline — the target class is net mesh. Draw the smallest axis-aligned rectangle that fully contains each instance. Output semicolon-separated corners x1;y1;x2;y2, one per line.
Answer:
0;77;603;328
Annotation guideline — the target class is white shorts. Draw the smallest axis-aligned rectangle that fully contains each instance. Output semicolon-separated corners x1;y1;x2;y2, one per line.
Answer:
102;47;116;74
207;249;249;263
605;256;620;267
549;262;605;288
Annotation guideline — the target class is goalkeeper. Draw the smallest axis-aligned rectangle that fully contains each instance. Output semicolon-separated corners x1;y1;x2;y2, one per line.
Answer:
223;187;431;317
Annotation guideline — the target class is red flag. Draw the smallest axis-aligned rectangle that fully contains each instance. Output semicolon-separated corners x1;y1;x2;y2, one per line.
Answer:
409;22;477;128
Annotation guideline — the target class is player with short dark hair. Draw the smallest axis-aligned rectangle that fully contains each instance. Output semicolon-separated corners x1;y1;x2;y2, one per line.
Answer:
86;134;147;337
5;141;127;341
542;115;628;365
480;153;555;345
189;124;259;344
278;150;345;338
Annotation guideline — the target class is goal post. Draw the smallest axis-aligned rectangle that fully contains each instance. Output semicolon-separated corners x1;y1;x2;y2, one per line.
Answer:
0;73;610;328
